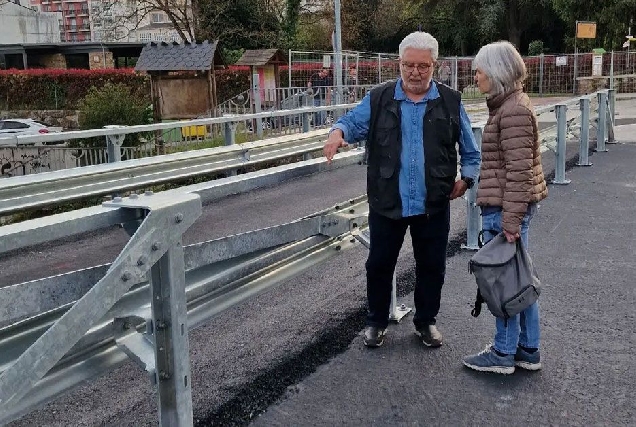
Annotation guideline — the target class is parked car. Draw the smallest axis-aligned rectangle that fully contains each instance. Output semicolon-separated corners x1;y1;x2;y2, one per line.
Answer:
0;119;63;146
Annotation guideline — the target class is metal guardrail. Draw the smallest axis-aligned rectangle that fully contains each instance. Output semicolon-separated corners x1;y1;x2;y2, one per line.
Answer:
0;129;332;216
0;169;370;425
0;103;358;147
0;90;617;426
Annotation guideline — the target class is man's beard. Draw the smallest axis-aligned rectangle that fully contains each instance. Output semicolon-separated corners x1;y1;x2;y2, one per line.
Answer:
402;76;431;94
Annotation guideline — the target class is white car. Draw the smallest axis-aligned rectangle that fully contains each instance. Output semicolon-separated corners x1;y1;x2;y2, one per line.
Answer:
0;119;63;146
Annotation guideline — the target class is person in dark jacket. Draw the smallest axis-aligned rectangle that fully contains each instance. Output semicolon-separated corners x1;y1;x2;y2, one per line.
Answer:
323;31;481;348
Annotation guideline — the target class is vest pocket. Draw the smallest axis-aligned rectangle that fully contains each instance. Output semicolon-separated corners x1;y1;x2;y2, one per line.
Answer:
379;165;395;178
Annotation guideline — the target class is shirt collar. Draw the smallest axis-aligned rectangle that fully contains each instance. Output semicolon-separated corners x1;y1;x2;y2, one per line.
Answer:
394;78;440;103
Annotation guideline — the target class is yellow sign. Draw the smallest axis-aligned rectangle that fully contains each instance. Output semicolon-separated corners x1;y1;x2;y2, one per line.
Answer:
576;21;597;39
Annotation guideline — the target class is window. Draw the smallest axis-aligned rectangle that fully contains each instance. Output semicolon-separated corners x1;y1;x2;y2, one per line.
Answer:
139;32;151;42
0;121;29;130
151;13;165;23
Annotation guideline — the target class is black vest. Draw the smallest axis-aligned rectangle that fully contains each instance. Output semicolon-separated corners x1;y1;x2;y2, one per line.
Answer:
366;80;461;219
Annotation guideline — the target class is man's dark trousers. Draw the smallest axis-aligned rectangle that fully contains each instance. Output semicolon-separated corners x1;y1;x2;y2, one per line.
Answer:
365;203;450;329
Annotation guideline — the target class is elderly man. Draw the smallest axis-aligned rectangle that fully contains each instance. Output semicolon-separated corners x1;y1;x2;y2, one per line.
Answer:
323;31;481;348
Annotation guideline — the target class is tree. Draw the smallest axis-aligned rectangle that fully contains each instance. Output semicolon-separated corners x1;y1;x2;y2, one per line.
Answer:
78;83;151;147
93;0;198;43
550;0;636;50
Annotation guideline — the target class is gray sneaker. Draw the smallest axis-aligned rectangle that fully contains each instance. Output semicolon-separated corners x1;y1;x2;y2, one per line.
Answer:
515;347;542;371
363;326;386;347
463;345;515;374
415;325;443;347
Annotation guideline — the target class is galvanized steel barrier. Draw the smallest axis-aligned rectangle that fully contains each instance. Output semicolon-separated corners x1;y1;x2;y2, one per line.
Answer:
0;90;616;425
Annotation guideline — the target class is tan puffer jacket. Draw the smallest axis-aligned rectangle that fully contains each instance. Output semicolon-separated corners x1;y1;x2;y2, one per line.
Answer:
476;88;548;234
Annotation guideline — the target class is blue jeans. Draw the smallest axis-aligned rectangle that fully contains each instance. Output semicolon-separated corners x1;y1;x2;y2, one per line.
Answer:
481;204;540;354
313;98;326;126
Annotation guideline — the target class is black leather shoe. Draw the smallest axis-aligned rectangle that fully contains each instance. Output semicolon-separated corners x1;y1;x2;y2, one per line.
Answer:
363;326;386;347
416;325;443;347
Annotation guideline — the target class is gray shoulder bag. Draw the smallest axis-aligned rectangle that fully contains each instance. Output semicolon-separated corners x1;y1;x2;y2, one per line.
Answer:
469;232;541;319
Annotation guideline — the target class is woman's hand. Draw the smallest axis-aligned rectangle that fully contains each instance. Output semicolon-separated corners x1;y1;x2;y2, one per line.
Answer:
503;229;520;243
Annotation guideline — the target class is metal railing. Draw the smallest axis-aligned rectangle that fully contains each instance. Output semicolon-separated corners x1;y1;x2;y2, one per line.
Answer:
217;85;376;116
0;90;617;426
0;102;358;178
290;50;636;95
0;130;331;216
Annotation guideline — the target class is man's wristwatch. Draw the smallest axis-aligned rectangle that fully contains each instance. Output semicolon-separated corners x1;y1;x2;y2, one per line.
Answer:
461;176;475;189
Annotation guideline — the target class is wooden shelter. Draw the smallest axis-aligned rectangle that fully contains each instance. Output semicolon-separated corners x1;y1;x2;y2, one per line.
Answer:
135;40;224;121
234;49;287;109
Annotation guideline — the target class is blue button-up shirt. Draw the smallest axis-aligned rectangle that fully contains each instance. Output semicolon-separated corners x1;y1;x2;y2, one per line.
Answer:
332;79;481;217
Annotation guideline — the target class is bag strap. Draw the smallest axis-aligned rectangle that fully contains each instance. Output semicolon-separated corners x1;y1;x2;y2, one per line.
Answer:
471;289;484;317
478;228;501;248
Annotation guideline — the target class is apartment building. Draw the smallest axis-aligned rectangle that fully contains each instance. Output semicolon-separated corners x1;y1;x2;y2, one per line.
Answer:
30;0;92;42
27;0;185;43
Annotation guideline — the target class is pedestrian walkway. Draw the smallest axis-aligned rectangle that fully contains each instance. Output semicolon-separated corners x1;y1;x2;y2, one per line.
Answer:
252;135;636;425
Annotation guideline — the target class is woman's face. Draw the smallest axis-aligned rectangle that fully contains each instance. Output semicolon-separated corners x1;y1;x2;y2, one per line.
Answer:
474;68;492;94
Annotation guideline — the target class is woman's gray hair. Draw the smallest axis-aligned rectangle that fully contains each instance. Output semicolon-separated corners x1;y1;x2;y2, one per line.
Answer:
473;41;527;95
399;31;439;60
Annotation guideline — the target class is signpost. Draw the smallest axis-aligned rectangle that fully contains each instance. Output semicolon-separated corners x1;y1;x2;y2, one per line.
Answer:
574;21;597;94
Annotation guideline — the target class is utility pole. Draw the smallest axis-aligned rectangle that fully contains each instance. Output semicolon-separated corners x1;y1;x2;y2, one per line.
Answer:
334;0;344;106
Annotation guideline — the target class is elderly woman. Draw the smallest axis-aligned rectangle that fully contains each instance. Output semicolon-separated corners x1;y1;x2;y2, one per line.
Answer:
463;41;548;374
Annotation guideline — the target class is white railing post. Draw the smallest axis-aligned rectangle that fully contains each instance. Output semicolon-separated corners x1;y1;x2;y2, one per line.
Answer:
577;97;593;167
596;91;608;152
104;125;126;163
462;126;483;250
553;104;571;184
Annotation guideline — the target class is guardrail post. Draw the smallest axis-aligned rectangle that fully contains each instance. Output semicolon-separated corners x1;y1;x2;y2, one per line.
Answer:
595;91;608;152
224;122;236;146
302;112;311;133
607;88;617;144
151;240;194;427
252;73;264;139
553;104;571;185
104;125;126;163
462;126;483;250
577;97;592;167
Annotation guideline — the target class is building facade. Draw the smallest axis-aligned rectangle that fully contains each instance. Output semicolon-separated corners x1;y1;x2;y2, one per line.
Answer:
0;1;62;44
26;0;186;43
30;0;92;42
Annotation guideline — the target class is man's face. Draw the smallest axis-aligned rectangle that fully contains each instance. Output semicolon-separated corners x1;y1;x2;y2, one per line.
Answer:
399;48;436;95
320;68;329;77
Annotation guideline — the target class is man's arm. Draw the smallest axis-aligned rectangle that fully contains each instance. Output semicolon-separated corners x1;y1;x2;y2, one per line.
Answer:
331;92;371;143
323;92;372;163
450;101;481;200
458;102;481;181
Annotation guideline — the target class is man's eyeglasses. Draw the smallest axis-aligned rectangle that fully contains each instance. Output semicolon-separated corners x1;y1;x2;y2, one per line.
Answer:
401;62;434;74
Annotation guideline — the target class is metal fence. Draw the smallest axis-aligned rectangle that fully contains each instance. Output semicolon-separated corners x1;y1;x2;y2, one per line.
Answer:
290;50;636;97
0;102;358;178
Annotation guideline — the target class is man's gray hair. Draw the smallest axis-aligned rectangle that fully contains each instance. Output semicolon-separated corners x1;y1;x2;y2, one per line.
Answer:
473;41;527;95
399;31;439;60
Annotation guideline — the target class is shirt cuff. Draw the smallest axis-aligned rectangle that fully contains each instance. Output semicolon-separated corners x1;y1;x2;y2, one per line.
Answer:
460;165;480;181
330;124;350;143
